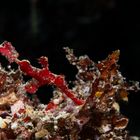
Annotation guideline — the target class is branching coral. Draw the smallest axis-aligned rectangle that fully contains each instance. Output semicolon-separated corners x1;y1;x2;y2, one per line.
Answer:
0;41;139;139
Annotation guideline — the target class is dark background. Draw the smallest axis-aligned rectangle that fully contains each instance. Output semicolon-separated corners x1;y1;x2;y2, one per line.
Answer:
0;0;140;136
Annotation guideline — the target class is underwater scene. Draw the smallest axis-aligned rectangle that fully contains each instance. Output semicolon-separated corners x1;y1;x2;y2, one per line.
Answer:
0;0;140;139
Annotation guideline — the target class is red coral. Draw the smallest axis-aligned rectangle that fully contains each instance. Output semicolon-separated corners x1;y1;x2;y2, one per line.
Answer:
17;59;84;105
23;116;31;123
0;42;84;106
46;101;58;111
0;41;19;63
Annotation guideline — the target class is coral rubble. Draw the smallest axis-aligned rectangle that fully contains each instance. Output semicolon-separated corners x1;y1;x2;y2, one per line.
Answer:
0;42;139;140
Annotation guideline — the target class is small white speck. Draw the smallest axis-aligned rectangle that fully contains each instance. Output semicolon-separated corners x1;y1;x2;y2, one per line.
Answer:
11;122;18;129
53;99;60;104
7;65;11;69
54;125;58;130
